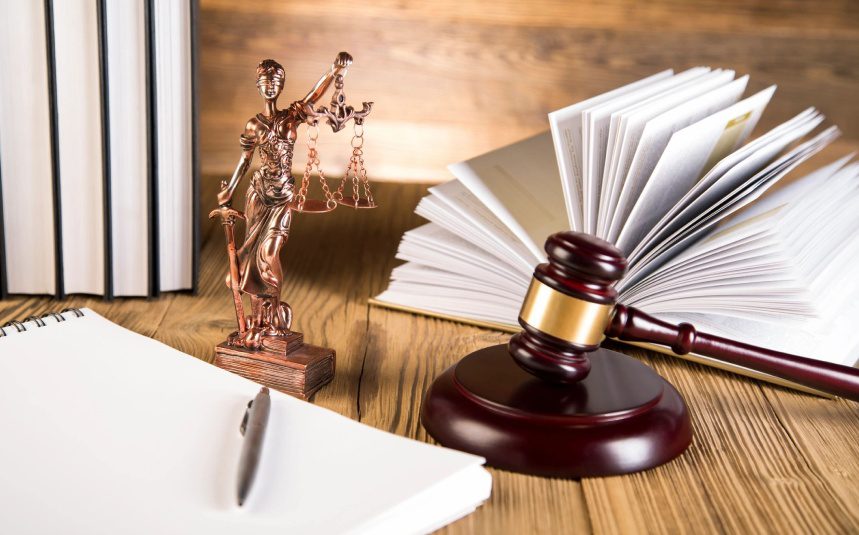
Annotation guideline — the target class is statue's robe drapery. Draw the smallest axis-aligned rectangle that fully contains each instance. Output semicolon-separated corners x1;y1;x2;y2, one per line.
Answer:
235;112;296;298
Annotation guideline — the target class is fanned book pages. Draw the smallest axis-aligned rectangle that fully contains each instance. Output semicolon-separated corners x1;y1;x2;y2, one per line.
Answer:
373;67;859;393
0;309;491;534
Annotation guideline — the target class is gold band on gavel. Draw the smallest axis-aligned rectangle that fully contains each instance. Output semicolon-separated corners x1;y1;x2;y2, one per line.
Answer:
518;277;614;346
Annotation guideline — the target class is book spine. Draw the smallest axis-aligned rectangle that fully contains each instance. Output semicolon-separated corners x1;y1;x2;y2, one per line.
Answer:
145;0;160;298
0;148;6;299
190;0;200;295
96;0;114;301
43;0;64;299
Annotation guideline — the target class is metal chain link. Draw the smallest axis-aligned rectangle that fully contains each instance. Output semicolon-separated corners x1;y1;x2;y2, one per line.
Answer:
297;123;337;211
334;123;375;208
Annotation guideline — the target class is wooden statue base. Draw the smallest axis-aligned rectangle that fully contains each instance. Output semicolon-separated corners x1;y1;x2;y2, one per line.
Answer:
214;331;335;400
421;344;692;478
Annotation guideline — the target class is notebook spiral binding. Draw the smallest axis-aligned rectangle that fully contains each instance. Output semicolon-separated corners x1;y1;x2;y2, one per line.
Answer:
0;308;85;337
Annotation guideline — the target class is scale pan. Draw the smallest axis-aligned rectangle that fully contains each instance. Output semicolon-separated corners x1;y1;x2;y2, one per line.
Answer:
289;199;336;213
337;198;377;209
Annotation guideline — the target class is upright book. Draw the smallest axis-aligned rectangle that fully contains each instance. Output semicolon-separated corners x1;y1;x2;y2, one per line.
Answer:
0;0;200;299
373;68;859;392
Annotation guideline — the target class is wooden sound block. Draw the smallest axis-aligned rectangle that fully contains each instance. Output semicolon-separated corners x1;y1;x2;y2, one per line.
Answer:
421;344;692;477
214;331;335;400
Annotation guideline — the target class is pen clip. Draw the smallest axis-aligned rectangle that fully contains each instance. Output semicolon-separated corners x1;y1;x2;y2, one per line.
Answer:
240;399;253;436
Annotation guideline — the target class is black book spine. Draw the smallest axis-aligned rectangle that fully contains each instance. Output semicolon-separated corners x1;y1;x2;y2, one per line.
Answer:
0;146;6;299
96;0;113;301
145;0;160;298
190;0;200;295
43;0;64;300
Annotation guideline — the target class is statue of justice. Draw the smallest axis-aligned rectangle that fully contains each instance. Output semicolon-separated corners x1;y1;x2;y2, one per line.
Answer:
210;52;374;398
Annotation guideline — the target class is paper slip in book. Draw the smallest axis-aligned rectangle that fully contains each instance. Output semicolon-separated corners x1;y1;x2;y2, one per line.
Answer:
373;67;859;394
0;310;491;535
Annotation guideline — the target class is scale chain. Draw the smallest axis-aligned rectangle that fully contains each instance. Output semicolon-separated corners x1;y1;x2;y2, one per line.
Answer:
297;123;337;212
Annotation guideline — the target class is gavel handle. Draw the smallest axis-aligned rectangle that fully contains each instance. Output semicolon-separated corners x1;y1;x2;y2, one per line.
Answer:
605;304;859;402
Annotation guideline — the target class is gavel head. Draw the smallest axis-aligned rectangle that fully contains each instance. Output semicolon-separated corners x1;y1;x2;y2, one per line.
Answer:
509;231;627;383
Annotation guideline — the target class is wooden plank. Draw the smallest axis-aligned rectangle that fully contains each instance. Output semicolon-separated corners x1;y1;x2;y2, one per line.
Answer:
198;0;859;181
762;390;859;523
3;180;859;533
607;347;859;533
203;0;859;37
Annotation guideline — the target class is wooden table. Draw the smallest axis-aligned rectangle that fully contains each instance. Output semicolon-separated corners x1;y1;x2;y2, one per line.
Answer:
2;181;857;534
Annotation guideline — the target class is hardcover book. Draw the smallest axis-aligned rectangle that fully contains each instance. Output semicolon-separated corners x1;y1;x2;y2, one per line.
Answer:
0;0;199;298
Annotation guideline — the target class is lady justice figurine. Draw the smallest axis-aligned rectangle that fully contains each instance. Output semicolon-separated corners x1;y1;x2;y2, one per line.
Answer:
210;52;374;399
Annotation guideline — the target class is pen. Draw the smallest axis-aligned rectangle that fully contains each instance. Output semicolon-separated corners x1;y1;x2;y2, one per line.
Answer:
237;386;271;506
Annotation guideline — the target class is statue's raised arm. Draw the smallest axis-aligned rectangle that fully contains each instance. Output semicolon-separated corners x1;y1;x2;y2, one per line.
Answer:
300;52;353;106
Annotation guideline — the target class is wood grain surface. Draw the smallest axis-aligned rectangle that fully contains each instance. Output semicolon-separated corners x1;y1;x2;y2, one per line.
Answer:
3;177;857;534
199;0;859;182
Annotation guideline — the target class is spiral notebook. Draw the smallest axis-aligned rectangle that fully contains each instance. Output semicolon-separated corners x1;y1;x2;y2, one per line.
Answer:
0;309;491;534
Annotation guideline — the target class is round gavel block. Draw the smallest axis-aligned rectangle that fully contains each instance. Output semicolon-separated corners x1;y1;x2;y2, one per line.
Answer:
422;344;692;477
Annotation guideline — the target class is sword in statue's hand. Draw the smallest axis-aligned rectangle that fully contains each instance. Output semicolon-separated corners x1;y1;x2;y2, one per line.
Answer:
209;203;247;335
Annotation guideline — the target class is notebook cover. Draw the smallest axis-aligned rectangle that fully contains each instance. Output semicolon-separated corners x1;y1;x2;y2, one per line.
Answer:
367;297;835;398
43;0;64;299
96;0;113;300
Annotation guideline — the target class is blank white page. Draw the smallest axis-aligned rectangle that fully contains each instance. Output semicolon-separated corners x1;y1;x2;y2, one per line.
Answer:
106;0;149;296
52;0;106;295
0;310;490;534
0;1;56;294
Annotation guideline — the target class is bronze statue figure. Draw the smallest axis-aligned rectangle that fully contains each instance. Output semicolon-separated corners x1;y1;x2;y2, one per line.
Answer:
210;53;375;399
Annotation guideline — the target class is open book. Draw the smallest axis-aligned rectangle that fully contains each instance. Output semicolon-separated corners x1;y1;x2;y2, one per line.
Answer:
0;309;490;534
373;68;859;393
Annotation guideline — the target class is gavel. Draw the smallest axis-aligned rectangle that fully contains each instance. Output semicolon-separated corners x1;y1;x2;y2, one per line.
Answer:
422;230;858;477
512;231;859;401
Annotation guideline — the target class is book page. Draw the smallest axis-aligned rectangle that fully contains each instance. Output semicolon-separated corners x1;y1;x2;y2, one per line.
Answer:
153;0;194;291
390;262;524;297
606;75;749;244
616;86;775;255
548;70;673;231
580;67;711;233
106;0;150;296
631;112;824;266
0;1;56;294
416;195;527;274
597;70;736;236
53;0;106;295
726;153;854;227
598;70;739;238
398;223;530;291
449;132;566;261
622;155;859;367
427;180;539;272
622;125;838;291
